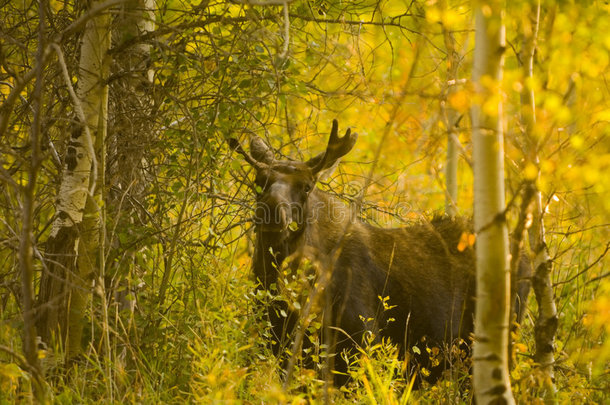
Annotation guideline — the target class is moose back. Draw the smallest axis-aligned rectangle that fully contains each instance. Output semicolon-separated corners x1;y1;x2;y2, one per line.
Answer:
230;120;528;386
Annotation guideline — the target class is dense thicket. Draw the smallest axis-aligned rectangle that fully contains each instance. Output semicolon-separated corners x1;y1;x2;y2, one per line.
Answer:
0;1;608;403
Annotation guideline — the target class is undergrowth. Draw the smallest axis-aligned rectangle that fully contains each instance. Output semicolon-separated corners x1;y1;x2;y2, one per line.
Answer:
1;242;608;404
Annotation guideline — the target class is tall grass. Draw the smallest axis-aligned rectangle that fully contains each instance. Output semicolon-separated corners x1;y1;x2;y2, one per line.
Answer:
1;218;608;404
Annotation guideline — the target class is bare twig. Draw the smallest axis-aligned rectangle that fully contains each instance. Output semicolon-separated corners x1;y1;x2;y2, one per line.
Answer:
553;241;610;287
0;0;127;139
232;0;295;5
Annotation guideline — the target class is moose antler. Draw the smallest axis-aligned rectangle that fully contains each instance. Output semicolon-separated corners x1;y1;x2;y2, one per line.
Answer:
307;119;358;174
228;137;270;171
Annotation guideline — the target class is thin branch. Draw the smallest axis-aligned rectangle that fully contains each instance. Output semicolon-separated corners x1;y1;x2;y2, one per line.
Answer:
553;241;610;287
0;61;44;138
232;0;296;5
57;0;127;41
279;1;290;59
0;0;126;139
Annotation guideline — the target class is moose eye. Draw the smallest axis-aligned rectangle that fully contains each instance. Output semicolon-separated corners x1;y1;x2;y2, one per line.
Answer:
303;184;312;193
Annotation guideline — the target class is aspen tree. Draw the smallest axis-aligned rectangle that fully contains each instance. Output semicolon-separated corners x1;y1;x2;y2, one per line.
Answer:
36;1;111;360
520;2;558;400
442;12;461;217
471;2;516;403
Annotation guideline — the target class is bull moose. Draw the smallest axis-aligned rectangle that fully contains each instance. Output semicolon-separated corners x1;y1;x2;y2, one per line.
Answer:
229;120;529;386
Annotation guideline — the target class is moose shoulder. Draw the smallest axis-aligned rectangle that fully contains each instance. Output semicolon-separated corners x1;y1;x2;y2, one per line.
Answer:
230;120;529;386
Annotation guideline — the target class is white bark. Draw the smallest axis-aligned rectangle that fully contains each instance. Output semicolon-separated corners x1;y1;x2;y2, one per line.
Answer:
443;26;460;216
520;5;558;398
37;1;111;359
530;191;558;395
50;4;111;237
471;3;515;404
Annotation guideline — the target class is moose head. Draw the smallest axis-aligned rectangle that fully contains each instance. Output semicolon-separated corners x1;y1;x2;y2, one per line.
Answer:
229;119;357;237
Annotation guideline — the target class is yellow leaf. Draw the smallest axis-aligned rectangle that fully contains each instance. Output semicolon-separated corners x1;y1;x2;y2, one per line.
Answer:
570;135;584;149
448;90;471;113
291;397;307;405
50;0;63;12
593;109;610;122
543;94;562;113
442;9;461;29
482;95;501;117
185;42;197;53
583;166;600;184
514;343;528;353
457;232;475;252
426;7;441;24
523;162;538;181
540;159;555;174
512;80;523;93
0;363;25;382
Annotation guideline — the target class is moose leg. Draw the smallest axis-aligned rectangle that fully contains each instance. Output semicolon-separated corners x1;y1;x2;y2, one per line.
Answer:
323;287;383;386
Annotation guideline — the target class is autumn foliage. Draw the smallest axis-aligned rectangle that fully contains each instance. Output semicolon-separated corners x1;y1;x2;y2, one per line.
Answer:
0;0;608;403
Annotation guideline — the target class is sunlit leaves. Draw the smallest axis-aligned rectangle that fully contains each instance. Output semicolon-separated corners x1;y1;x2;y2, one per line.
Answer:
478;74;503;118
457;231;475;252
0;0;609;402
425;0;465;29
522;162;538;181
448;89;471;113
0;363;29;399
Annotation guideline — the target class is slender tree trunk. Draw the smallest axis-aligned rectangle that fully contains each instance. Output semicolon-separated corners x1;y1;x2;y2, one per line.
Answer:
107;0;156;313
19;1;48;401
36;2;111;361
529;179;558;400
110;0;155;193
471;2;515;404
442;24;460;216
520;3;558;400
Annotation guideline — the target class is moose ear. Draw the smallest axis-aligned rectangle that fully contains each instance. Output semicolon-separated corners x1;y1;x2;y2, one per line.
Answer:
250;137;274;164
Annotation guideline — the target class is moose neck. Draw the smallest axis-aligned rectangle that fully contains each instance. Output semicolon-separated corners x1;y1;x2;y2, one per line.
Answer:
252;188;354;290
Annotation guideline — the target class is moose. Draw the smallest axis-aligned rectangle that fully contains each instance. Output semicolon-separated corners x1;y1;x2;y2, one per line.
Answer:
230;120;530;386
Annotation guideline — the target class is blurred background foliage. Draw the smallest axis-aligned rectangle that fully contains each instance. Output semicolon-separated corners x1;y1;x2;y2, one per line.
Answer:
0;0;608;402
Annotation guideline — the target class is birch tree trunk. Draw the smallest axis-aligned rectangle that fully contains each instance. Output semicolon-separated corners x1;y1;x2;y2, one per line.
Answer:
36;2;111;360
442;25;460;217
520;2;558;400
471;2;515;404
